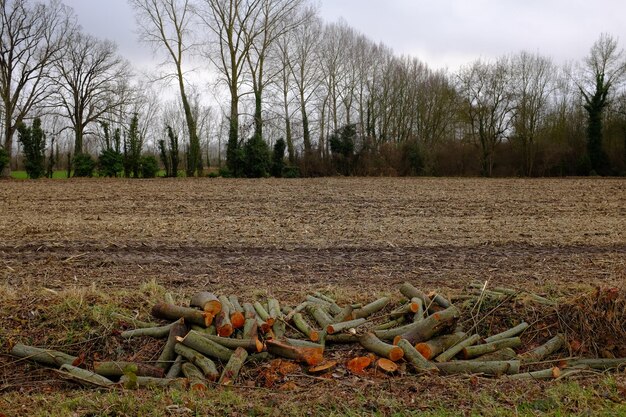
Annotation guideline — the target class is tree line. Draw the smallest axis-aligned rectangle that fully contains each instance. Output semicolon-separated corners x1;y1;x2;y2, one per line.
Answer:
1;0;625;179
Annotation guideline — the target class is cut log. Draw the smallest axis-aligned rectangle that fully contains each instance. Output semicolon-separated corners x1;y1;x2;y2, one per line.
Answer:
266;339;324;366
353;297;390;319
218;295;243;330
564;358;626;370
435;360;520;376
178;330;234;362
359;332;404;362
181;362;207;391
307;304;334;329
174;343;219;381
215;296;235;337
219;347;248;385
308;361;337;374
199;334;263;353
58;364;115;388
268;298;286;339
190;291;222;315
242;302;257;319
474;347;518;362
292;313;320;342
306;295;342;316
347;356;372;374
327;318;367;335
313;292;336;304
399;282;431;305
484;322;529;343
120;375;187;390
120;322;175;339
462;337;522;359
332;305;355;323
519;334;565;363
397;339;439;374
243;318;260;342
428;292;452;308
10;344;78;368
156;319;188;371
111;313;159;329
254;302;274;326
93;361;165;378
190;324;217;336
390;300;420;318
435;334;481;363
386;306;460;344
165;355;184;378
415;332;466;360
285;301;309;322
151;302;212;327
412;297;425;322
508;367;561;380
376;358;399;373
373;316;407;331
225;295;245;329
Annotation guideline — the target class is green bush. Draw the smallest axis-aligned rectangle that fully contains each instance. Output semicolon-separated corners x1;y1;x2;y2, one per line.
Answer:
271;138;286;177
0;147;9;174
207;171;219;178
18;118;46;179
218;167;234;178
282;166;300;178
243;134;270;178
98;149;123;177
140;155;159;178
73;153;96;177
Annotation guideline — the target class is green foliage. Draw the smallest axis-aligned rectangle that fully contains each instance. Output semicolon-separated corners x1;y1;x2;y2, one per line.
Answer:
124;113;143;178
282;165;300;178
330;124;356;175
158;126;180;178
0;146;9;174
140;155;159;178
218;167;234;178
402;140;424;176
17;118;46;179
271;138;286;177
243;134;270;178
98;149;123;177
73;153;96;177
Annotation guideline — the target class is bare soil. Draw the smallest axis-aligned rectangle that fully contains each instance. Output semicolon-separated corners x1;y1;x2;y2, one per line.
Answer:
0;177;625;415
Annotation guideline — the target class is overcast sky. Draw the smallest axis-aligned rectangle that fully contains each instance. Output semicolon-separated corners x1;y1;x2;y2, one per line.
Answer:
62;0;626;71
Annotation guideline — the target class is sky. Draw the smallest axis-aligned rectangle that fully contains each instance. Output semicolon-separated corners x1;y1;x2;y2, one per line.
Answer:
62;0;626;72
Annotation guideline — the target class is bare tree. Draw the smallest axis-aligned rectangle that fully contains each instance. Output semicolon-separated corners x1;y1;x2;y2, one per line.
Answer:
197;0;262;175
52;32;131;155
129;0;202;176
577;33;626;175
510;52;555;176
458;57;515;177
0;0;73;176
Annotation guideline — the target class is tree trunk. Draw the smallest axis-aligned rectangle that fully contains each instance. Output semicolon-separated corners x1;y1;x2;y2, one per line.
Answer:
397;339;439;373
199;334;263;353
359;332;404;361
399;282;431;306
59;364;115;388
165;355;184;378
327;318;367;335
508;367;561;380
178;330;234;362
384;306;460;344
266;339;324;366
156;319;188;371
484;322;529;343
415;332;466;360
219;347;248;385
353;297;390;319
307;304;334;329
292;313;320;342
519;334;565;363
435;360;520;376
93;361;165;378
435;334;481;363
151;303;212;327
174;343;219;381
121;323;175;339
10;344;77;367
181;362;207;391
190;292;222;315
462;337;522;359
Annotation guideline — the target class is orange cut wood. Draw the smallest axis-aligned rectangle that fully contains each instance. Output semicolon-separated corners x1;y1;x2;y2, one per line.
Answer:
308;361;337;374
347;356;372;375
376;358;399;373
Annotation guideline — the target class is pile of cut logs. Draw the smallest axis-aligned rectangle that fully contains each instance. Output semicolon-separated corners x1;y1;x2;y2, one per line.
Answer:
10;283;626;389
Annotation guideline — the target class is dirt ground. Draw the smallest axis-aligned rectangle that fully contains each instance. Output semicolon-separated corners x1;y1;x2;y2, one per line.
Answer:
0;177;625;416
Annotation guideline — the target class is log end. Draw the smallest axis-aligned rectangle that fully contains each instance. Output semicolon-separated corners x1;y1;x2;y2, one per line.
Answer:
205;300;222;316
218;324;234;338
204;313;215;327
388;347;404;362
231;312;245;329
415;343;434;361
309;331;320;342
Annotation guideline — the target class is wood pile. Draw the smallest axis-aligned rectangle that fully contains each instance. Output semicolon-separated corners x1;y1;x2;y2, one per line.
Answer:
9;282;626;390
